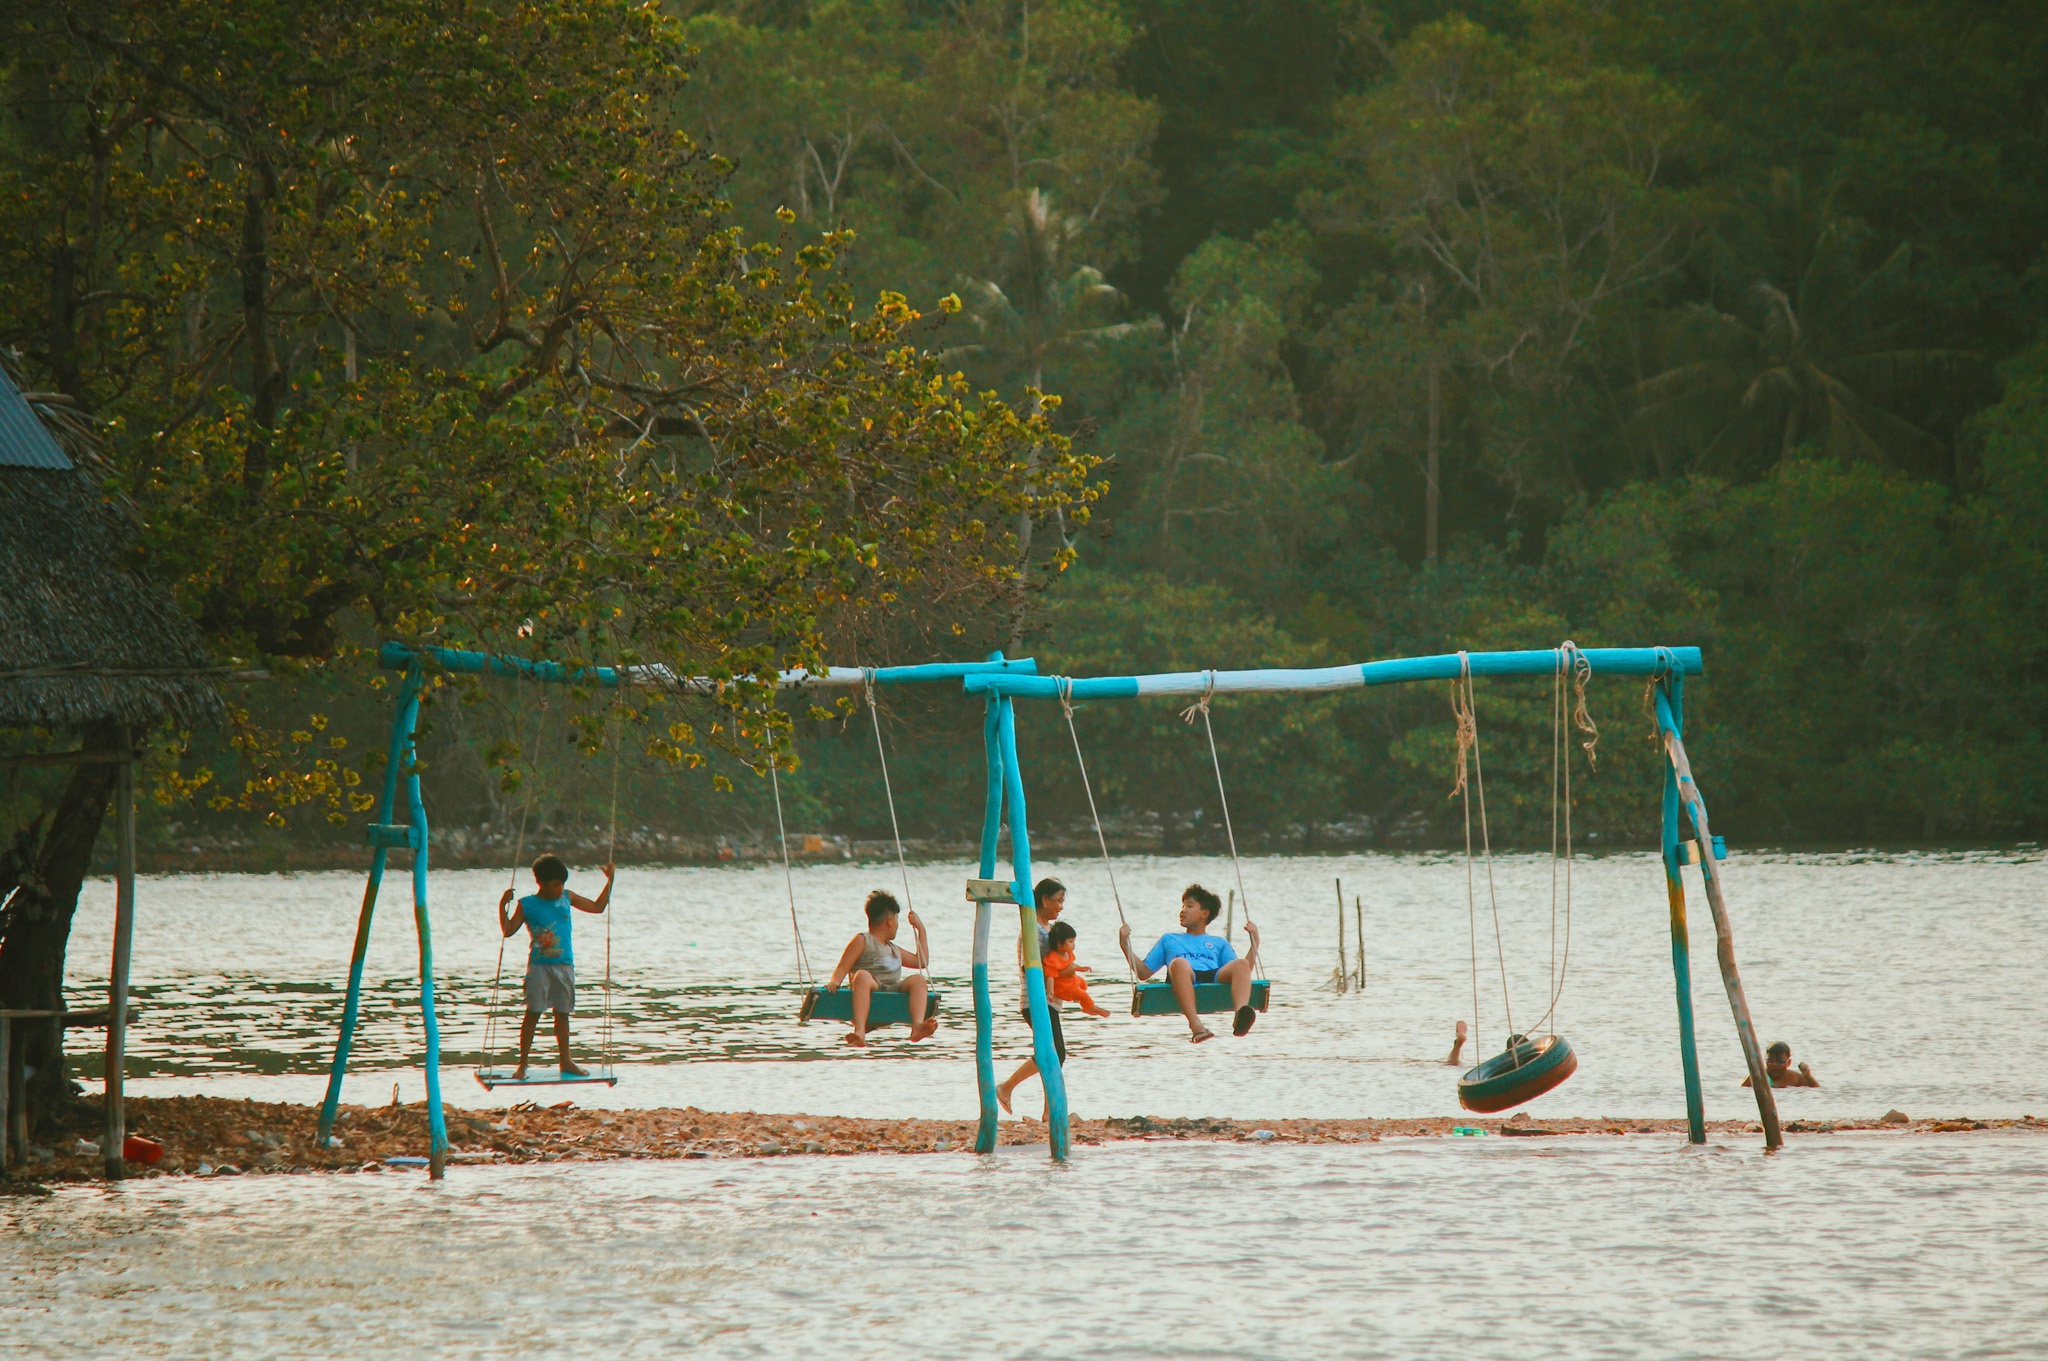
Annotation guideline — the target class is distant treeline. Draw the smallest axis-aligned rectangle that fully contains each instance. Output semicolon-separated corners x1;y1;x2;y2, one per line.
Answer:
139;0;2048;853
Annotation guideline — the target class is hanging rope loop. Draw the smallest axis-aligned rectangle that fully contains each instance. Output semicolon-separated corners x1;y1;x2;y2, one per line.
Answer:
1450;651;1513;1045
1563;639;1600;768
1183;670;1260;978
1059;677;1134;985
863;667;923;974
771;759;814;986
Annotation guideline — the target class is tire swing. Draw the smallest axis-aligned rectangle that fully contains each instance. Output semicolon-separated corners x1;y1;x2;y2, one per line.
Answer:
476;676;623;1090
791;672;943;1029
1061;674;1272;1018
1450;647;1593;1113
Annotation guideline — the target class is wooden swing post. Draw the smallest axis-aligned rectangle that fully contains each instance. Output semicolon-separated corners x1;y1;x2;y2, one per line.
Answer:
1658;675;1707;1144
971;673;1006;1155
1653;682;1781;1151
997;694;1069;1160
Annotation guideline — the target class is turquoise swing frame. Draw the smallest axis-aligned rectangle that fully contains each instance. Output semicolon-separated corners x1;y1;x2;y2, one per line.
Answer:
964;643;1787;1160
313;642;1040;1176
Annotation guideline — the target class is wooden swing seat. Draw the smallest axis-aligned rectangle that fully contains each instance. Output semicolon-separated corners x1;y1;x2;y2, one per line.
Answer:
800;986;943;1027
475;1068;620;1090
1130;979;1270;1017
1457;1034;1576;1113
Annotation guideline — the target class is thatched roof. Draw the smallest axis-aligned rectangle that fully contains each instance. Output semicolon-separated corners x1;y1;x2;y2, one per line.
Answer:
0;369;221;731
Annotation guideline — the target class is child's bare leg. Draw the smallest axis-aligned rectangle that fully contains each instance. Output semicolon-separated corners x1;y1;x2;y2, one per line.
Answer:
996;1057;1035;1114
1166;958;1211;1042
554;1009;585;1075
515;1009;542;1078
844;970;874;1047
1076;984;1110;1018
905;975;937;1041
1445;1020;1469;1066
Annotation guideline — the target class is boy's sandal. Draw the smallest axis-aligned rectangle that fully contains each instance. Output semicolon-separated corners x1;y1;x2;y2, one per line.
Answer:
1232;1005;1258;1037
1189;1027;1215;1044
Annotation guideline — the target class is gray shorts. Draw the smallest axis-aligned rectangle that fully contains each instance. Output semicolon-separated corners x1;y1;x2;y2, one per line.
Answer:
524;963;575;1013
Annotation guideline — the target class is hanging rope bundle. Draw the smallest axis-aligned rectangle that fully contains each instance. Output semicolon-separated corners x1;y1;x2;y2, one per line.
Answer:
1181;672;1261;978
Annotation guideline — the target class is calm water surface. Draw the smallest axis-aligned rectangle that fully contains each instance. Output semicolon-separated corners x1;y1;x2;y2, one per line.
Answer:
6;1135;2047;1359
62;850;2048;1122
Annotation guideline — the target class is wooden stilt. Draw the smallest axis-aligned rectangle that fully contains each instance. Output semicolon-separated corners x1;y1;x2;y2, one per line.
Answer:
0;1014;10;1170
103;743;136;1179
1654;684;1781;1150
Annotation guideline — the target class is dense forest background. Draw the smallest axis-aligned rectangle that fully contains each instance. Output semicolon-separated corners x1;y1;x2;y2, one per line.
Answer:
110;0;2048;856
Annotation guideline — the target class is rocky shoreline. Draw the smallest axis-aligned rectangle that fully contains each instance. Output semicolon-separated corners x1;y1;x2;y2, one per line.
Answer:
3;1096;2037;1189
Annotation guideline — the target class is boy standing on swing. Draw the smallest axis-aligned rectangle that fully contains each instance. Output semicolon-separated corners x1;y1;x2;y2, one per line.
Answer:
498;853;615;1078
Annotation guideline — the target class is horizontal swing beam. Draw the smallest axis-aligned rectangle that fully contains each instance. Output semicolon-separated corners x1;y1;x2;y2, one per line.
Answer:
962;646;1702;700
380;641;1038;691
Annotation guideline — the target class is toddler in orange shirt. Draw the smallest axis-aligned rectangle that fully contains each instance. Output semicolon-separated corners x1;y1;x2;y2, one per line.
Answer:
1041;920;1111;1017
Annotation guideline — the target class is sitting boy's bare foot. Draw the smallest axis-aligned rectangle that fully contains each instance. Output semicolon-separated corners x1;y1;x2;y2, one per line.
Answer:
842;1031;867;1048
909;1019;939;1041
511;1065;529;1081
560;1061;588;1077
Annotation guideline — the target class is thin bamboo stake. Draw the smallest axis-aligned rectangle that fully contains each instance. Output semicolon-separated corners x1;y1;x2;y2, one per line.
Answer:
1334;878;1348;993
1354;896;1366;992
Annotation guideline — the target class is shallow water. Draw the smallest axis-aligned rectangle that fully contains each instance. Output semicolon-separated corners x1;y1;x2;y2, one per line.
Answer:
61;849;2048;1122
7;1134;2047;1359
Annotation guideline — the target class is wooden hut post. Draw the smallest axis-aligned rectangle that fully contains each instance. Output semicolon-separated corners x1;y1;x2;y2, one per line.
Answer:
103;732;138;1178
1658;677;1707;1143
972;679;1005;1155
1653;683;1782;1150
998;695;1068;1160
1355;895;1365;991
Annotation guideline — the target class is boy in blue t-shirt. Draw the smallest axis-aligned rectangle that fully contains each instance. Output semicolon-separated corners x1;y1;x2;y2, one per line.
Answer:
1117;883;1262;1043
496;853;614;1078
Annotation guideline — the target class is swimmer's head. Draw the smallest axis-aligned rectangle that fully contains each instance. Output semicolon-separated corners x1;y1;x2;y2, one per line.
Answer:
1766;1041;1792;1064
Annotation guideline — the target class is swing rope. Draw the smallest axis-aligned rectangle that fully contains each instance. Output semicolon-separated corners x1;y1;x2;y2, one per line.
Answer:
1059;678;1134;985
1527;641;1595;1037
599;705;621;1077
1182;672;1261;979
770;758;814;985
1450;653;1512;1043
863;671;925;978
483;677;548;1068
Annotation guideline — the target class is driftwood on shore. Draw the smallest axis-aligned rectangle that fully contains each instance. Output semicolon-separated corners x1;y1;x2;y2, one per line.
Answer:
1;1095;2035;1188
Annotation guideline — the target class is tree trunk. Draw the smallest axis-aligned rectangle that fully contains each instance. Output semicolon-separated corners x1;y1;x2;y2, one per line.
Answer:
0;722;123;1128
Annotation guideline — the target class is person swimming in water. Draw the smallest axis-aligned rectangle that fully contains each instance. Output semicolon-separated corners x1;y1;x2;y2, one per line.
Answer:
1741;1040;1819;1087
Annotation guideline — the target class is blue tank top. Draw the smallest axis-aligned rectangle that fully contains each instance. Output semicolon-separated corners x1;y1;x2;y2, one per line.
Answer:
520;893;574;966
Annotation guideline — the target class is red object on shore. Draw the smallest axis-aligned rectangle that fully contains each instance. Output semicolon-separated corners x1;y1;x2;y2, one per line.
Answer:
122;1135;164;1164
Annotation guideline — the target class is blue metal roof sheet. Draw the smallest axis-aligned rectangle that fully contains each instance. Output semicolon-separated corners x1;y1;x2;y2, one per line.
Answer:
0;369;74;469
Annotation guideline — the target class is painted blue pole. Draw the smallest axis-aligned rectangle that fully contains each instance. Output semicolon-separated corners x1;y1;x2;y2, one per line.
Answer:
998;696;1069;1160
317;667;422;1144
406;735;450;1179
1659;674;1706;1143
972;668;1006;1155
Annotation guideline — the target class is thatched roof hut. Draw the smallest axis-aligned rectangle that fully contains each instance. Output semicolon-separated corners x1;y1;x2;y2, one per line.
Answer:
0;369;219;730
